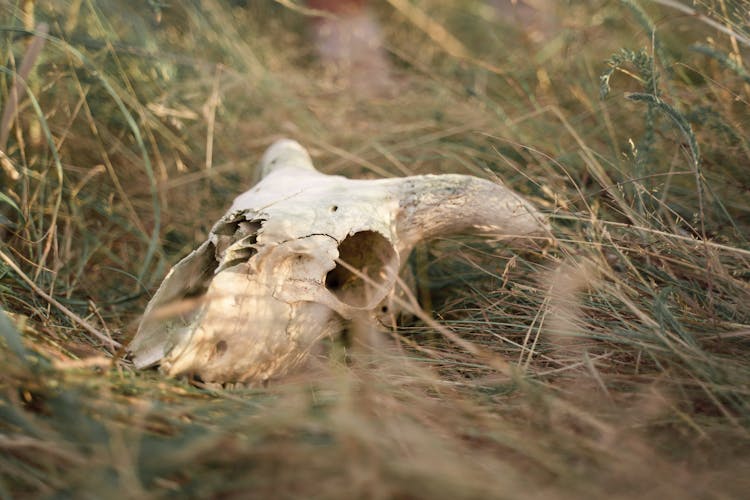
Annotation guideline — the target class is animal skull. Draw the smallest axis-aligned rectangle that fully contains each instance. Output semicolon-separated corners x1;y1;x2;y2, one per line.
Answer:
129;139;548;384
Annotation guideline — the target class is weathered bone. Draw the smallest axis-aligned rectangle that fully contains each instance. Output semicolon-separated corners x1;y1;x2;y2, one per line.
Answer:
129;139;549;384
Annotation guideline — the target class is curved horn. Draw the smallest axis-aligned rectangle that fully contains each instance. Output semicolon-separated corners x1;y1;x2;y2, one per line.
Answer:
254;139;317;182
395;174;549;250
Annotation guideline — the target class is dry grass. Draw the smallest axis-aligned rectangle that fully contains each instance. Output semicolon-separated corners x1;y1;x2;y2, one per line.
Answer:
1;0;750;497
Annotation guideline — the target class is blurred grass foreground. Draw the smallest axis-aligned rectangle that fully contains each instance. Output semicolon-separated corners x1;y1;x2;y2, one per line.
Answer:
1;0;750;497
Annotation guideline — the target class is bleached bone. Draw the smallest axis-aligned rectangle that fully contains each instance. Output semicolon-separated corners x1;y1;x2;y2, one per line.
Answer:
129;139;548;384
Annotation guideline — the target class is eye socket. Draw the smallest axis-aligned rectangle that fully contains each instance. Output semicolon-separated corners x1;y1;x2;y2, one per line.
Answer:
325;231;397;308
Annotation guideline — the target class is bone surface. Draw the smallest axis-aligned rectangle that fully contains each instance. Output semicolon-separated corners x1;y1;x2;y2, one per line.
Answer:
129;139;549;384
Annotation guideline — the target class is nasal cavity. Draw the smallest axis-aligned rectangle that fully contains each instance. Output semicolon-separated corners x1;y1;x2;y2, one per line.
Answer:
325;230;397;308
